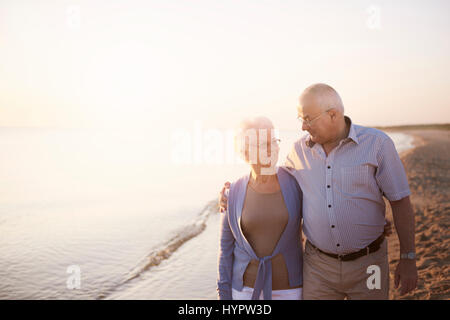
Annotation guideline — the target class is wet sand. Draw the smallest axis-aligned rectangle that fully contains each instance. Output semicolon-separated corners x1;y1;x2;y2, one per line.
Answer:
385;129;450;299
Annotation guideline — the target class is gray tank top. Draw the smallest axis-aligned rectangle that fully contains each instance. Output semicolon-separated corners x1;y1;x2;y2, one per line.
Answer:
241;183;298;290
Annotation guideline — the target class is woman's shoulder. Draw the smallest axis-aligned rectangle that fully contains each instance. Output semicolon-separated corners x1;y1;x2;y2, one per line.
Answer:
277;166;302;194
277;166;298;182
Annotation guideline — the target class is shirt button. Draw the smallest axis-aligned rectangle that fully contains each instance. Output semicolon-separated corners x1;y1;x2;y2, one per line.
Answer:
331;225;335;228
327;166;331;169
328;204;332;208
327;185;330;188
336;243;340;247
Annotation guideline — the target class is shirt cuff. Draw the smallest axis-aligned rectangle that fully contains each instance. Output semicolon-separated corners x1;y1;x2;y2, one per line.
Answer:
384;189;411;201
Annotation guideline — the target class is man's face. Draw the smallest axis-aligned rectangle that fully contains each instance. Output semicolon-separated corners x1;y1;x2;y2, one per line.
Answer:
297;95;333;144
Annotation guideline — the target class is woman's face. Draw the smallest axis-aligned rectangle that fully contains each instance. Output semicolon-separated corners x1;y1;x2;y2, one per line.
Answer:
243;128;280;174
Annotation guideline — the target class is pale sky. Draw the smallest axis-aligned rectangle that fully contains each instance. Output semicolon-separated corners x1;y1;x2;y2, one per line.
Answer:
1;0;449;131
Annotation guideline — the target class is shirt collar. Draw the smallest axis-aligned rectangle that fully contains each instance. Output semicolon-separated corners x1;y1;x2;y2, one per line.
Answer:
346;116;359;145
306;116;359;148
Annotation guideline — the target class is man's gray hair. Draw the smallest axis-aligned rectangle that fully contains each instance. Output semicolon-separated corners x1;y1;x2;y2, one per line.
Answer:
300;83;345;113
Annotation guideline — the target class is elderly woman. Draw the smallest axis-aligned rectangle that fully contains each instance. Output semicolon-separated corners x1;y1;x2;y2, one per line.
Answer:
216;116;303;300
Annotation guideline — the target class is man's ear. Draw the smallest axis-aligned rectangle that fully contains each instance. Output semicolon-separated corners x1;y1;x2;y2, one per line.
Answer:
329;108;339;120
328;108;337;120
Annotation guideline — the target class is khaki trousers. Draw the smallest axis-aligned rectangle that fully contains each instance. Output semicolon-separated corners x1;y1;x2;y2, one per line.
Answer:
303;239;389;300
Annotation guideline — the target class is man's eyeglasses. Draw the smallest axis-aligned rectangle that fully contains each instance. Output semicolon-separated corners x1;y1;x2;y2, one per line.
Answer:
297;108;332;127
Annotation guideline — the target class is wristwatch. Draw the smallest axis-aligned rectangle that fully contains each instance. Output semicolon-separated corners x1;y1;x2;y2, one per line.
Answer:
400;252;416;260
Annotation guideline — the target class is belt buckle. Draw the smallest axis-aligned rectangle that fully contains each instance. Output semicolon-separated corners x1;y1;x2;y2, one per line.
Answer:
366;246;370;256
337;254;343;261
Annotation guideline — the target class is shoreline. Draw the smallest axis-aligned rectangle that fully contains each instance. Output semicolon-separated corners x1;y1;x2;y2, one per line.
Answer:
398;133;425;160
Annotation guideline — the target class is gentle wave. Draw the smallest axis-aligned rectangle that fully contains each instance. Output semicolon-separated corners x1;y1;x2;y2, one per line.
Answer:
97;199;218;299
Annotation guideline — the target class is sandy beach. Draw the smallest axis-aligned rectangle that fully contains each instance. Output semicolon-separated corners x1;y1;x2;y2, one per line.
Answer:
385;129;450;300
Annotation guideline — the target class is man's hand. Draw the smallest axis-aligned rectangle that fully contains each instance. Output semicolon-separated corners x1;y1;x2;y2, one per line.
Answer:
394;259;418;295
389;196;417;296
383;219;393;237
219;182;230;212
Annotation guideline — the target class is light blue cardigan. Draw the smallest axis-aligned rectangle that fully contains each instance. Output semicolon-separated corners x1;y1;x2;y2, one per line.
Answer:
217;166;303;300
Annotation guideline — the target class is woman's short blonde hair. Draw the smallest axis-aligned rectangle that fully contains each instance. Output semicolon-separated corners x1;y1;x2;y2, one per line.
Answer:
234;116;277;163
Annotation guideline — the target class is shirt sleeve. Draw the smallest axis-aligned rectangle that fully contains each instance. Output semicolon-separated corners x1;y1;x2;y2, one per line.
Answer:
375;136;411;201
285;142;300;170
216;206;235;300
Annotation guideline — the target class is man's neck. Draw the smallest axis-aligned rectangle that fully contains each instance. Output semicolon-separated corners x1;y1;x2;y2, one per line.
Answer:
322;119;350;156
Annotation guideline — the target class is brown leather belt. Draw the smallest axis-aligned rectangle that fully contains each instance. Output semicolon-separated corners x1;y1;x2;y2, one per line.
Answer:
307;234;385;262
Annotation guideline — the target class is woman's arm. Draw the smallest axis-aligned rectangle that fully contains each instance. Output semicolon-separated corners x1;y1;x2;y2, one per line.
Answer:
217;206;235;300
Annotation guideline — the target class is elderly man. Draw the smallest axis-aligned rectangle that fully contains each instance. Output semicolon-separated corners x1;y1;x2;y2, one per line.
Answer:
219;83;417;299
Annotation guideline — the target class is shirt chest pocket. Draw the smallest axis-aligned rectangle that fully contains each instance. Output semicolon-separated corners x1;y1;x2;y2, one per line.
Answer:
340;165;370;195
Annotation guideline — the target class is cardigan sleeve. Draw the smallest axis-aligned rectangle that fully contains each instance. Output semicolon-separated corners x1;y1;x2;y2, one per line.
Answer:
216;206;235;300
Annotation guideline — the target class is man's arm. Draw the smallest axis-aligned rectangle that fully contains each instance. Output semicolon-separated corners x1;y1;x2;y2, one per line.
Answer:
389;196;418;295
375;136;417;296
390;196;415;253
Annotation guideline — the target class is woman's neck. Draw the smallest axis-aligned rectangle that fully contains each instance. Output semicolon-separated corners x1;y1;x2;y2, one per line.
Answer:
249;167;279;193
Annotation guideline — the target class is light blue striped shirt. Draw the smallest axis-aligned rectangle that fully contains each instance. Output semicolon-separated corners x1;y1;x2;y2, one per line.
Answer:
285;117;411;255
